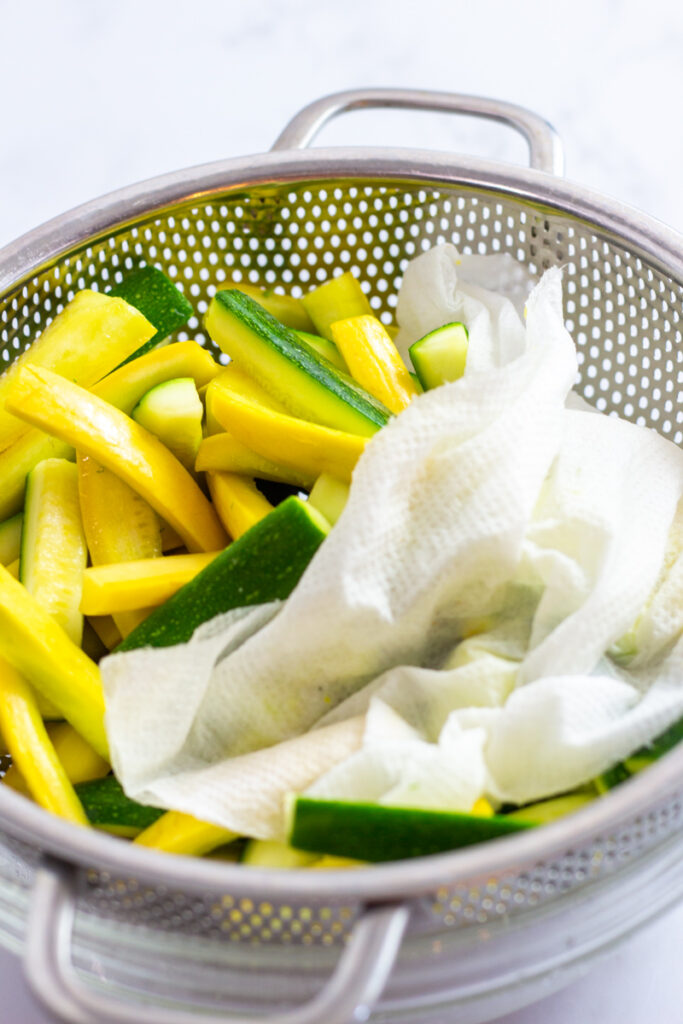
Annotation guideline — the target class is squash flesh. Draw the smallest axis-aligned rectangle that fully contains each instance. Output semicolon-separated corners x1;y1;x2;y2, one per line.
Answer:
5;365;227;554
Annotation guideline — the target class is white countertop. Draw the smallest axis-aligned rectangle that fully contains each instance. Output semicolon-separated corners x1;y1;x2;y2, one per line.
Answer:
1;0;682;1020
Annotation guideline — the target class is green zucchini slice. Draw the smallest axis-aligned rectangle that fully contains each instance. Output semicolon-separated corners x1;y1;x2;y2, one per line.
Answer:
409;322;469;391
118;496;330;651
132;377;203;473
205;290;391;437
75;775;163;834
288;797;532;862
109;266;194;364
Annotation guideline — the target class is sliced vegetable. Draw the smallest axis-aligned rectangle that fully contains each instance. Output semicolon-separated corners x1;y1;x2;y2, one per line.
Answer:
203;364;287;436
160;520;184;553
20;459;88;646
504;792;595;824
330;315;418;413
108;266;194;362
5;559;19;579
241;839;319;869
207;364;288;413
471;797;495;816
0;342;217;523
196;432;316;490
0;291;154;451
78;453;164;637
118;496;329;651
94;340;219;415
132;377;203;473
206;472;273;540
4;721;109;794
301;272;374;341
308;474;350;526
295;330;347;372
134;810;237;856
289;798;532;862
81;552;221;615
81;618;109;663
230;282;315;332
87;615;123;652
630;712;683;765
0;513;22;565
75;775;164;835
0;563;108;758
409;322;469;391
0;430;73;522
208;382;367;484
311;855;366;870
78;454;162;565
0;657;88;824
6;366;227;554
595;712;683;790
594;763;632;794
205;290;391;436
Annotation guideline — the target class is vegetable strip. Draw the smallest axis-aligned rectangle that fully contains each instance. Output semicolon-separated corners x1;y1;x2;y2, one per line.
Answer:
0;658;89;825
5;366;227;554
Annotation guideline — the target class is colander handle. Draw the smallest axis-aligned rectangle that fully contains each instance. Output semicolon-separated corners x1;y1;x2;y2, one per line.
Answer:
272;87;564;175
24;855;410;1024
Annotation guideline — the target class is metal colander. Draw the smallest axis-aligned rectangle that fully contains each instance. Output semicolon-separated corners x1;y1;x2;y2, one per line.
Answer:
1;89;683;1024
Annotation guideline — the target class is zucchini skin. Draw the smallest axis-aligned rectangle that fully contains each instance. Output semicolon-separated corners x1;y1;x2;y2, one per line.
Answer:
207;290;392;436
289;798;532;862
109;266;193;364
117;496;329;651
75;775;163;831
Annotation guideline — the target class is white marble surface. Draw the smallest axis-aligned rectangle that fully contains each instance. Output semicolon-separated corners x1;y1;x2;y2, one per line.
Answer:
1;0;682;1020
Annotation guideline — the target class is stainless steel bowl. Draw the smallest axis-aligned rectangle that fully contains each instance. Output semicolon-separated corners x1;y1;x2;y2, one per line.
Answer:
1;88;682;1024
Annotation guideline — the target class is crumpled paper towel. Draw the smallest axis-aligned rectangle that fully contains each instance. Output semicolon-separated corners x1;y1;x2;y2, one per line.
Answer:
101;244;683;838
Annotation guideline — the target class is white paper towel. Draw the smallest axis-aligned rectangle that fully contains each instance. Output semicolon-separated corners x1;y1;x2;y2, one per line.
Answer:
101;246;683;837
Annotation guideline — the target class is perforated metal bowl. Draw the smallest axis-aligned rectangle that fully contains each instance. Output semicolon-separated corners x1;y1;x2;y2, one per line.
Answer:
1;89;683;1024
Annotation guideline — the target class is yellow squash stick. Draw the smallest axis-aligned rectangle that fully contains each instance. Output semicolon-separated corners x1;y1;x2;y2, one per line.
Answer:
94;340;220;415
0;341;219;523
0;564;108;758
3;721;109;795
5;366;227;554
300;271;374;341
196;432;316;489
330;315;419;414
78;453;164;638
208;381;367;483
135;810;237;857
87;615;123;652
81;552;221;615
0;658;89;825
206;472;273;541
0;290;155;453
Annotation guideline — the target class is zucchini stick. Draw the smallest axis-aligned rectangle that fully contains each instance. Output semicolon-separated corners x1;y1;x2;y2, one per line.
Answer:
330;315;418;413
5;365;227;554
78;453;164;637
134;809;238;857
4;721;109;795
81;552;221;615
0;290;154;453
0;658;89;825
0;564;108;758
206;472;273;540
209;383;367;483
195;432;316;489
